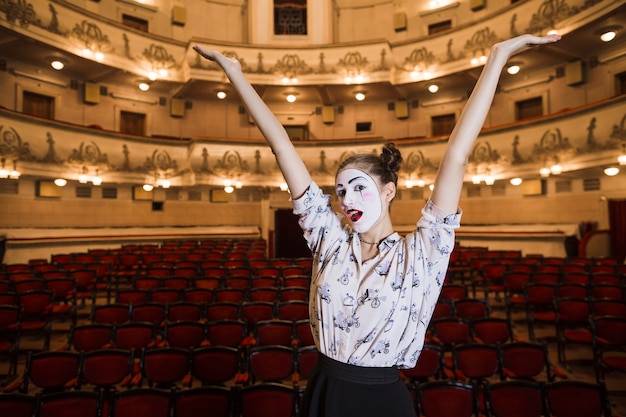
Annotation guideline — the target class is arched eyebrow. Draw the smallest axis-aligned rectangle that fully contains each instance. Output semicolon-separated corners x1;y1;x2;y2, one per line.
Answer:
348;176;368;184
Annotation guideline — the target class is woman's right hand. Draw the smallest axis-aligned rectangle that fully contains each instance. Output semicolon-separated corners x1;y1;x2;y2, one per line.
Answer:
193;45;242;73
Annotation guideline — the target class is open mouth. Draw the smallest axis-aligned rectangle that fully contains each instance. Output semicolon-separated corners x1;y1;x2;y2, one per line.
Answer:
347;209;363;222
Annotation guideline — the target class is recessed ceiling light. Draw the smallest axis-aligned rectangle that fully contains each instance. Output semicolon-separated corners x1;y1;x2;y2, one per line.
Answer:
139;82;150;91
427;84;439;93
50;60;64;70
216;91;227;99
355;92;366;101
507;64;520;75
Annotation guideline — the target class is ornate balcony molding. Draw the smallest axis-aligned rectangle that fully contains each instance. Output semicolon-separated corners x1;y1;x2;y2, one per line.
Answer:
0;0;619;86
1;95;624;188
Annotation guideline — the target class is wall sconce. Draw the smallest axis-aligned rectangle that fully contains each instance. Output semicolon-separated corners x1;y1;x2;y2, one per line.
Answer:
618;143;626;165
156;178;171;188
550;164;563;175
0;159;20;179
223;179;234;193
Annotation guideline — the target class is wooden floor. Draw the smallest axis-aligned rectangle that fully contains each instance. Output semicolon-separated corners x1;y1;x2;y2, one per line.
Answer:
3;283;626;416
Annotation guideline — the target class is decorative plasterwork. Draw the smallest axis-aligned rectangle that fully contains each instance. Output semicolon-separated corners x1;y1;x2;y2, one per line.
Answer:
1;96;625;187
66;141;111;173
0;0;618;87
0;126;35;161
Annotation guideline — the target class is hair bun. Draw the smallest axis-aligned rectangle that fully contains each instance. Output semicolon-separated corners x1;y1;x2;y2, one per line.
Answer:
381;142;402;173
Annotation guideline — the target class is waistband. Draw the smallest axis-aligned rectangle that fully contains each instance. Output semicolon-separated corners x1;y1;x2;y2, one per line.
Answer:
316;353;400;385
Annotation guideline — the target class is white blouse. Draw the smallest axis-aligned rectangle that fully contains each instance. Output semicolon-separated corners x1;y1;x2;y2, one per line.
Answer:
292;182;461;368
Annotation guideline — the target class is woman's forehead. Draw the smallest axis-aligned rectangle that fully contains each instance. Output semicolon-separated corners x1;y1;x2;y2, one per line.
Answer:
336;168;376;186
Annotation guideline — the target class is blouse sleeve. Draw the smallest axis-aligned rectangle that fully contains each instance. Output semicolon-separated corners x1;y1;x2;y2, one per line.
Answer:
397;200;462;368
292;181;345;264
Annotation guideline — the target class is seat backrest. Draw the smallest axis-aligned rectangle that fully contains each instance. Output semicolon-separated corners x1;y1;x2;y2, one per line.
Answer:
417;380;478;417
190;346;240;385
545;381;611;417
172;386;232;417
486;380;545;417
110;387;171;417
38;390;102;417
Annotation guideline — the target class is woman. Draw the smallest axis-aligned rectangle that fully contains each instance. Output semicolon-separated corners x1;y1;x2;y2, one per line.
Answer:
194;33;560;417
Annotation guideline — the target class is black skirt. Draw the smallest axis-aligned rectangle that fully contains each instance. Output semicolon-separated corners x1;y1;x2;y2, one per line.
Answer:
300;353;417;417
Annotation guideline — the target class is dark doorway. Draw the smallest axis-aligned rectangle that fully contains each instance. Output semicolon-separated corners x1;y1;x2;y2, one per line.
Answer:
274;208;310;258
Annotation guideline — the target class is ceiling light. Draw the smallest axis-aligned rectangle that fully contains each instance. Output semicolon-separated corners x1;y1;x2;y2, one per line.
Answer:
286;94;297;103
405;180;414;189
78;174;89;183
50;60;64;70
92;176;102;186
539;167;551;177
484;175;495;185
355;92;366;101
148;71;158;81
547;29;559;36
600;31;616;42
216;91;227;99
427;84;439;93
416;179;426;187
224;185;234;193
94;52;104;61
54;178;67;187
143;184;154;192
139;82;150;91
510;177;523;186
279;182;289;192
604;167;619;176
507;64;520;75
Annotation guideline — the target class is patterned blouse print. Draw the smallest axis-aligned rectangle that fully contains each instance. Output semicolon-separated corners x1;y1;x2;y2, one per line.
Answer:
292;181;461;368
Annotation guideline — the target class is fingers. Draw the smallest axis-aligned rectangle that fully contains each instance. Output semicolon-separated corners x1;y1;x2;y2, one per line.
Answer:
192;45;216;61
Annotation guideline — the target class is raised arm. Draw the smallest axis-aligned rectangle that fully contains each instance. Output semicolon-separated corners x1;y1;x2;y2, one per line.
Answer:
193;46;312;199
431;34;560;213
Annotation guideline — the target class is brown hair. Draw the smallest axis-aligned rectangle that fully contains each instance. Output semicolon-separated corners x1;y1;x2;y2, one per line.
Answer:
337;142;402;187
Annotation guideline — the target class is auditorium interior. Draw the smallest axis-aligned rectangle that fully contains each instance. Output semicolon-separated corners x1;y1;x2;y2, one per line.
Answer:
0;0;626;416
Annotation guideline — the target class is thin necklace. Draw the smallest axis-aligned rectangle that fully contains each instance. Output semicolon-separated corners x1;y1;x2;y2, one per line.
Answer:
358;234;378;245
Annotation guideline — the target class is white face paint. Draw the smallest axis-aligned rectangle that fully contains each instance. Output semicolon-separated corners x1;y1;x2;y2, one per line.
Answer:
335;168;383;233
